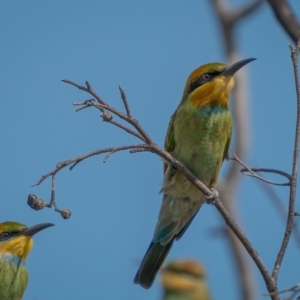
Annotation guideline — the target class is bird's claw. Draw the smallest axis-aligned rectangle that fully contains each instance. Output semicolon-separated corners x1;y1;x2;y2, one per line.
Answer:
206;188;219;205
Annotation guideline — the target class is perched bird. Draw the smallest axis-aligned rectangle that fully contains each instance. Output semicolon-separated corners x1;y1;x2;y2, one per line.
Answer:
161;260;211;300
134;58;255;288
0;221;54;300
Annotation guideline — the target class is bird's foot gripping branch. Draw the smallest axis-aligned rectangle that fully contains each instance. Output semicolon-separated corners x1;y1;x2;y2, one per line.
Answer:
206;188;219;205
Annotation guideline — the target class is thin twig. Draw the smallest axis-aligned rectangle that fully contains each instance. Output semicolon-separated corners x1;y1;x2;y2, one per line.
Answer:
75;105;91;112
62;79;154;145
103;149;116;163
61;79;89;92
73;99;95;106
241;173;289;186
119;86;132;117
263;283;300;297
241;168;291;180
231;150;291;186
130;148;149;153
32;144;150;186
272;40;300;280
45;175;56;208
27;175;72;219
107;119;145;141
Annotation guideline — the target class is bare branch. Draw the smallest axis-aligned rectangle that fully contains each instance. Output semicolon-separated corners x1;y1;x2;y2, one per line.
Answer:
32;144;149;186
73;99;96;112
106;119;144;141
267;0;300;44
63;79;154;144
272;40;300;280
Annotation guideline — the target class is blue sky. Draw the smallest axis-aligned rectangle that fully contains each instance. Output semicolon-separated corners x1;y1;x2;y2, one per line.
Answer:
0;1;300;299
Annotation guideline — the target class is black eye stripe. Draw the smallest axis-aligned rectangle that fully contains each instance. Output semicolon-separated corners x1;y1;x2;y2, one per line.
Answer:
189;71;222;94
0;231;20;241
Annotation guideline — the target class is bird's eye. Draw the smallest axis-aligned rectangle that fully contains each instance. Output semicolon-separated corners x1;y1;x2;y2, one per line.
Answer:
202;73;211;81
189;72;214;94
0;232;11;241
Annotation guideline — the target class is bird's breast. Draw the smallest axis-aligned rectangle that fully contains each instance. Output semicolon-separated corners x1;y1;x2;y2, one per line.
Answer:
172;104;232;184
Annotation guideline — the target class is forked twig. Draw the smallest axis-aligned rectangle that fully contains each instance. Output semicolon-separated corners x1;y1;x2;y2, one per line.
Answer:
230;149;291;186
32;144;151;186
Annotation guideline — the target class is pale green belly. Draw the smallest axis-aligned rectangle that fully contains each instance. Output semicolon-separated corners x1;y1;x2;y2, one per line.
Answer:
0;260;28;300
163;105;232;203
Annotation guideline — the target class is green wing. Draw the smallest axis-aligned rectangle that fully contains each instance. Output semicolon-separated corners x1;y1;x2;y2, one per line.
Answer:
164;111;177;173
222;131;232;161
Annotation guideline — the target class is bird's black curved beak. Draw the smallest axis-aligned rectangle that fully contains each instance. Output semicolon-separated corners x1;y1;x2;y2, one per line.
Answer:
222;58;256;76
22;223;54;237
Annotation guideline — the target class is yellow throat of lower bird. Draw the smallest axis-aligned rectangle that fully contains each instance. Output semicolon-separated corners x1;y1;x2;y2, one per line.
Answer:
0;236;33;261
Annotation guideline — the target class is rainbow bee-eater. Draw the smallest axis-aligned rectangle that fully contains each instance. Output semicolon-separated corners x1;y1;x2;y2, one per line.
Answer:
0;221;54;300
161;260;211;300
134;58;255;289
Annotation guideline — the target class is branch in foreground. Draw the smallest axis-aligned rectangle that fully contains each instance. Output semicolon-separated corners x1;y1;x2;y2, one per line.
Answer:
271;40;300;281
